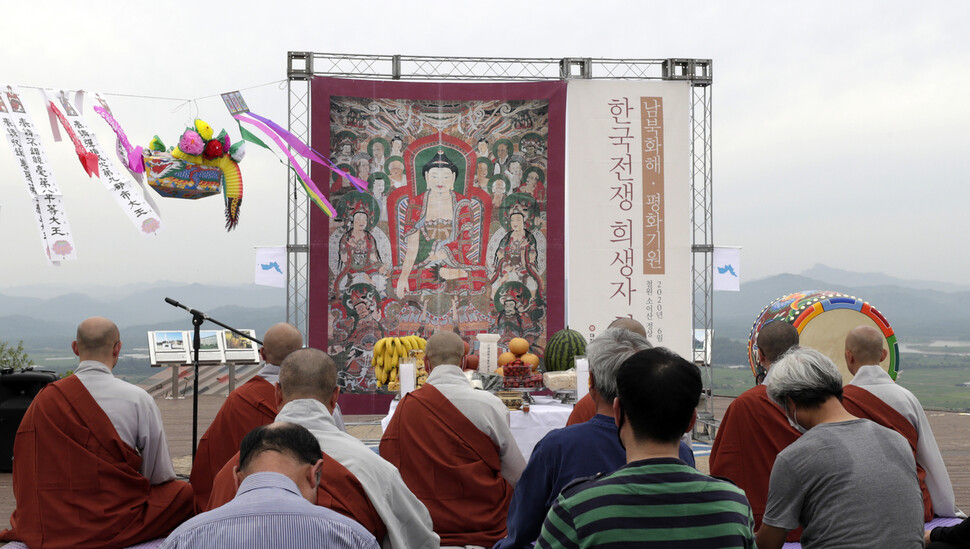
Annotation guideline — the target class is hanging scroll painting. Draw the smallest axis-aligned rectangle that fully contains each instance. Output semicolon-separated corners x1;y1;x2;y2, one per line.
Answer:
309;77;565;408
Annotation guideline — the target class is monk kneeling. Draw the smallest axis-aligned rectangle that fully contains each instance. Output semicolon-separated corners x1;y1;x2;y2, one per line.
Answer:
0;317;193;549
381;332;526;547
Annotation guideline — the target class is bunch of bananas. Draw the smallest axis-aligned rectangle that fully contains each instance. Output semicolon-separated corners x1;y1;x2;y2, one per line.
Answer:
373;335;427;388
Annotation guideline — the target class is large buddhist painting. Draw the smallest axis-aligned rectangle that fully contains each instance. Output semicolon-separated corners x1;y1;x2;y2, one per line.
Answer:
309;78;565;402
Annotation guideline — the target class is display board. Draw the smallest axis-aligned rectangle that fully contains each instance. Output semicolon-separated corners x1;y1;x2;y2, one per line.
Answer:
148;329;259;366
309;77;566;408
566;80;693;358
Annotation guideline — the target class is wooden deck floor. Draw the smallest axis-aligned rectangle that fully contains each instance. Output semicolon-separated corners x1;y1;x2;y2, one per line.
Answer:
0;394;967;531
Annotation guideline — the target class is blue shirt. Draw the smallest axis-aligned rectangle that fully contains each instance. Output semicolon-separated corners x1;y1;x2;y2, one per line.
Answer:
161;472;379;549
493;414;696;549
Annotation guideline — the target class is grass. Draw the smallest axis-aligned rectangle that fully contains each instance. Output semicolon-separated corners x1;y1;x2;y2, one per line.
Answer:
895;367;970;411
710;356;970;412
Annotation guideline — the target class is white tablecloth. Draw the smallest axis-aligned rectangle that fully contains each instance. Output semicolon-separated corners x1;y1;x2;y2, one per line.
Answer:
381;394;573;461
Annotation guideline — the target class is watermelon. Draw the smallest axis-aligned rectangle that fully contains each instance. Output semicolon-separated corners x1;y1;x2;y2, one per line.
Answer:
545;327;587;371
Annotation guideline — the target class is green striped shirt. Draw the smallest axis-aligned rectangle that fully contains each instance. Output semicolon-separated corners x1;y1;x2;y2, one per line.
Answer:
537;457;755;548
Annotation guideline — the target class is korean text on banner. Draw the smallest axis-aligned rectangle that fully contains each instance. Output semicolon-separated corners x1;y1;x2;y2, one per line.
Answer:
0;85;77;263
45;89;161;236
566;80;692;358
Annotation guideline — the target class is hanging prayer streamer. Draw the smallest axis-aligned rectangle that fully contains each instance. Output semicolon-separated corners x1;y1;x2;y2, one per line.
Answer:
0;85;77;263
46;89;162;236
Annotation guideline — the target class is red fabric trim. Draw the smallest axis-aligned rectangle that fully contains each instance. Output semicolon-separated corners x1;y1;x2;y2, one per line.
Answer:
0;375;193;549
380;384;512;546
709;385;803;542
566;394;596;426
190;375;277;511
842;385;934;521
208;450;387;541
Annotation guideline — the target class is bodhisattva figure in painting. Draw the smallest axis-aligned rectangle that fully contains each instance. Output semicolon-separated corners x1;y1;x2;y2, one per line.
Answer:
332;193;389;297
490;210;541;299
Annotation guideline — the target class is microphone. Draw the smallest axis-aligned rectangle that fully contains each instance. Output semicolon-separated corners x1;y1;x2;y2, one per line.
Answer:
164;297;208;319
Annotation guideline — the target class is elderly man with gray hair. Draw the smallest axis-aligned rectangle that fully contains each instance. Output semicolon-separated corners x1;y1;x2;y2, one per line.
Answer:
755;347;925;549
492;327;694;549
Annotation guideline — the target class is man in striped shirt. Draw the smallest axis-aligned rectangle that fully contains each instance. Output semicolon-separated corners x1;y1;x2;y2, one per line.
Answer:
537;347;755;549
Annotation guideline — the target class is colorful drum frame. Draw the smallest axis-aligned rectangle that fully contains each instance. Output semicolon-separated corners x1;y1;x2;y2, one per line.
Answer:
747;290;899;384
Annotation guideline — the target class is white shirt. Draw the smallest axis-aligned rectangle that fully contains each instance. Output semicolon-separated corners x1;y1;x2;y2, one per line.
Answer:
256;363;280;385
73;360;176;485
275;399;439;549
257;363;345;431
426;365;526;485
850;365;958;517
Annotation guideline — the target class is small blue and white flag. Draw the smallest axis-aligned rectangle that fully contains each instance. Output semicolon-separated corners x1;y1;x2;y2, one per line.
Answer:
254;246;286;288
713;246;741;292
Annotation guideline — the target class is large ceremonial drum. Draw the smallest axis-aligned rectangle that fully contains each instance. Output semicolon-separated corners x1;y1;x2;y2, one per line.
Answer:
747;290;899;385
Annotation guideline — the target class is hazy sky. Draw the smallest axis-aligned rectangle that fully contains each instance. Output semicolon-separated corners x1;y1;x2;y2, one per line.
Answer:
1;0;968;291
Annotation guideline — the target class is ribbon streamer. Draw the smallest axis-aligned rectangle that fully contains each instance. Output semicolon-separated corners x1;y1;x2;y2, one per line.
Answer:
242;111;367;192
234;113;335;216
48;88;162;236
93;105;143;174
91;97;162;217
48;102;99;178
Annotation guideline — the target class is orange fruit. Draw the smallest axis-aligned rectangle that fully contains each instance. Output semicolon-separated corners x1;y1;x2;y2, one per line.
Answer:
498;351;516;366
464;355;480;371
521;353;540;368
495;367;505;376
509;338;530;355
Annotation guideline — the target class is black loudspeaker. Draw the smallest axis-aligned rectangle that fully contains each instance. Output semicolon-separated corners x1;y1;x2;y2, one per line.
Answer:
0;369;59;473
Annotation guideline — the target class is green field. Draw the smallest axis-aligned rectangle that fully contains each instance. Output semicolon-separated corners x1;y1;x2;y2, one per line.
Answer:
711;355;970;412
894;367;970;411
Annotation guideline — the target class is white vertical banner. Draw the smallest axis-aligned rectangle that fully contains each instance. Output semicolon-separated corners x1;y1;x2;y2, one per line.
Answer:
44;89;162;236
713;246;741;291
0;85;77;263
566;80;692;358
254;246;286;287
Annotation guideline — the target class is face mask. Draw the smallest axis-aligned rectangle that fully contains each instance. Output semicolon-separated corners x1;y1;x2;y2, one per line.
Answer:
615;407;626;450
785;401;807;434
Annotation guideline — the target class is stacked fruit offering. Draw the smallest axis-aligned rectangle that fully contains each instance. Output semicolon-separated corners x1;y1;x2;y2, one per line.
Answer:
373;335;427;390
496;338;544;389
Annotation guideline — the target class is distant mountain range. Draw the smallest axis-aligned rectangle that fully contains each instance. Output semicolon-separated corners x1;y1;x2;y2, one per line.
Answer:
716;265;970;341
0;282;285;353
3;265;969;365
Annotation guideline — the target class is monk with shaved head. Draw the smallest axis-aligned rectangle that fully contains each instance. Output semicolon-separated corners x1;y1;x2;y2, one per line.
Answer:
208;348;439;549
193;322;318;510
381;331;526;547
1;317;193;547
845;325;958;518
710;320;802;540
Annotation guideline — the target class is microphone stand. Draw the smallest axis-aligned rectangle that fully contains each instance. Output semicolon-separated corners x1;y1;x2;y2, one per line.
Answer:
163;297;263;460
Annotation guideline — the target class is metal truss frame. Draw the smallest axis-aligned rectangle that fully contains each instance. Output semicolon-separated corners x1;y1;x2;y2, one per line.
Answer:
286;53;715;432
